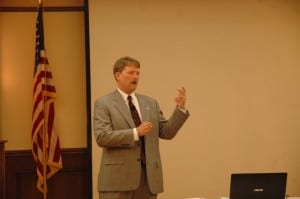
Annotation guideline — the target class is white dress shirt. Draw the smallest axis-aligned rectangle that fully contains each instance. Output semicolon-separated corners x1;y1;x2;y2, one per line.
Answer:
117;88;141;141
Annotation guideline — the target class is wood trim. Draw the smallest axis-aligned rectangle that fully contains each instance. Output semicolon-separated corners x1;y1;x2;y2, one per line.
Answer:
5;148;89;199
0;6;84;12
83;0;93;198
0;141;7;199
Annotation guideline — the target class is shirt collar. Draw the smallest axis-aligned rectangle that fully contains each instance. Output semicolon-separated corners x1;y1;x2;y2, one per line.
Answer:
117;88;137;102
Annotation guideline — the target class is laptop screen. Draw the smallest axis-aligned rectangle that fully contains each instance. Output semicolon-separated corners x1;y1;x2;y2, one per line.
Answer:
230;172;287;199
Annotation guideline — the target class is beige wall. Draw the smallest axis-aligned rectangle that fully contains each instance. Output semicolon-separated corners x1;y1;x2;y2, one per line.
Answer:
0;11;87;149
89;0;300;198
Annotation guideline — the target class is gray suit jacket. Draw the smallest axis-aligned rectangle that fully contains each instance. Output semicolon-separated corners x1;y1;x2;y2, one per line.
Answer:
93;90;189;194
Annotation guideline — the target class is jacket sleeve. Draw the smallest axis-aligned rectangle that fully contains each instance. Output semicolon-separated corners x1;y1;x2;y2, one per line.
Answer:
157;102;190;139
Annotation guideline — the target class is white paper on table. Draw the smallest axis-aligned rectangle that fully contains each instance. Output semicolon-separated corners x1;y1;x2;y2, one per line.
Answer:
221;197;229;199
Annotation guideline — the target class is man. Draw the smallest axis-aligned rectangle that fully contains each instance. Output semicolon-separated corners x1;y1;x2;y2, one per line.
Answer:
93;56;189;199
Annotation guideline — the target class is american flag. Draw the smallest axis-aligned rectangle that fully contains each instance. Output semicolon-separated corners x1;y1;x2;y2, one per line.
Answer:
32;5;62;194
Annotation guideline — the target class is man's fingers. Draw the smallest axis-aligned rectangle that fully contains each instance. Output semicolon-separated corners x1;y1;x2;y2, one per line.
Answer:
140;121;153;135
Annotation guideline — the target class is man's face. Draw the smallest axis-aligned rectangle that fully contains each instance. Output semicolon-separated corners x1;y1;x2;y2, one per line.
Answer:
115;65;140;94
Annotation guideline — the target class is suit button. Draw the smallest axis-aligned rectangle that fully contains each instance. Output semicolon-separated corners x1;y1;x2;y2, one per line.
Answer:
136;158;141;162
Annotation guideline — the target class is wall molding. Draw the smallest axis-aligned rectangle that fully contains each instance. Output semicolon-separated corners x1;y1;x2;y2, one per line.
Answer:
0;6;84;12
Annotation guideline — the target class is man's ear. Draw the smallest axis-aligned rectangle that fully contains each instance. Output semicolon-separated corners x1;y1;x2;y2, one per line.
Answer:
114;72;120;81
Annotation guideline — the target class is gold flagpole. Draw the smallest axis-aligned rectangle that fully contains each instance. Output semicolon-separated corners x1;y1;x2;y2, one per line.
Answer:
38;1;47;198
42;82;47;199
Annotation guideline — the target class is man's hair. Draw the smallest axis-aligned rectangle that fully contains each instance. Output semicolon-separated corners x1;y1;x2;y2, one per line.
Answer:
113;56;140;74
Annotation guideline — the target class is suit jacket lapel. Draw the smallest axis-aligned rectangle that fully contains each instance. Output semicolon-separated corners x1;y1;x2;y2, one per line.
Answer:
111;90;136;128
137;95;150;122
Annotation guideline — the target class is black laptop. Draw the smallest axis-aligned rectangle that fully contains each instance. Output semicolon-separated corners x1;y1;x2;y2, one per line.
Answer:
230;172;287;199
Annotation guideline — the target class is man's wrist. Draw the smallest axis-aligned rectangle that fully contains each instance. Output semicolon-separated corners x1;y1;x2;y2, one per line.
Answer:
177;106;187;113
133;128;139;141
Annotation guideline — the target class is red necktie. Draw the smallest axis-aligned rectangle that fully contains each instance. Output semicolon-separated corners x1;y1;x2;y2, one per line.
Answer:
127;95;141;126
127;95;146;165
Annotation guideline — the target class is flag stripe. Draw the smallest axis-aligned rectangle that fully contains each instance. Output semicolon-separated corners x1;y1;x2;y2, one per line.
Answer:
32;5;62;194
